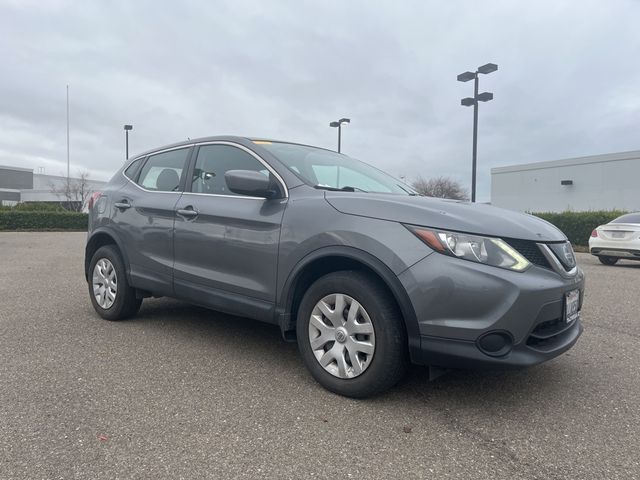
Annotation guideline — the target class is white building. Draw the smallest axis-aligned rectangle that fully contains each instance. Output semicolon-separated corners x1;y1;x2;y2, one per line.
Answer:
0;165;108;207
491;150;640;213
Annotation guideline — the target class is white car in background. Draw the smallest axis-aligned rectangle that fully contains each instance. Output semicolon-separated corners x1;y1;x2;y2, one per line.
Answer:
589;213;640;265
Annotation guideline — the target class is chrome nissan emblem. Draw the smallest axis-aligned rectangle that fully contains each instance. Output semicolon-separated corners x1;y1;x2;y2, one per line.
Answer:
335;327;348;344
562;243;576;267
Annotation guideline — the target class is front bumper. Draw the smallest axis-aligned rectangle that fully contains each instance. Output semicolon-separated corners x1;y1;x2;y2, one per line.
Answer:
399;252;585;369
420;320;582;369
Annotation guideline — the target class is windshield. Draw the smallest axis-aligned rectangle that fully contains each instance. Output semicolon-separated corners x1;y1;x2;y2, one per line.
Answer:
255;141;417;195
610;213;640;224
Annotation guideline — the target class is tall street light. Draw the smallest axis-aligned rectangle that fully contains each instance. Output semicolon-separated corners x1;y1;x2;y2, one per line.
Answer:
123;124;133;159
66;85;70;186
457;62;497;202
329;118;350;153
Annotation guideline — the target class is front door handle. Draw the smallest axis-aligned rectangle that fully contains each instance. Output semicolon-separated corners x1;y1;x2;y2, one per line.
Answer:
176;207;199;219
114;200;131;210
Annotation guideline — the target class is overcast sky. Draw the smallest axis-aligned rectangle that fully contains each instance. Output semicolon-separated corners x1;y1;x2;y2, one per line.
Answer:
1;0;639;201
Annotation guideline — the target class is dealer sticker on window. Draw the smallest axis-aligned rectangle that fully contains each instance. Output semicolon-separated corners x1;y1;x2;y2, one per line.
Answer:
565;289;580;324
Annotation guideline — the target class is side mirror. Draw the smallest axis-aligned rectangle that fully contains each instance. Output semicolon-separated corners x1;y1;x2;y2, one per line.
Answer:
224;170;282;199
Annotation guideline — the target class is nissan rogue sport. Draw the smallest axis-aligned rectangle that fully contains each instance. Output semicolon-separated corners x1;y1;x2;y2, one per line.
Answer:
85;136;584;397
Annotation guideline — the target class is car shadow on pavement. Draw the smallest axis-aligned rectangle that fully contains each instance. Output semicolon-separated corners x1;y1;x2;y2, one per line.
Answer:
123;297;577;408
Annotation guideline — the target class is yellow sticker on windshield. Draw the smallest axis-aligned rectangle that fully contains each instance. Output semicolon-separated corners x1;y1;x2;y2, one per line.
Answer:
252;140;272;144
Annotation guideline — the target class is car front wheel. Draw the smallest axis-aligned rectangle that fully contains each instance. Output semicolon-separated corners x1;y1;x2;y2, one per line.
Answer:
296;270;407;398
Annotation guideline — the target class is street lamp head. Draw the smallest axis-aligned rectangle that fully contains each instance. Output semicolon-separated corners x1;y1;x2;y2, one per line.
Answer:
477;92;494;102
457;71;476;82
339;118;350;124
124;124;133;131
477;63;498;75
461;97;475;107
329;121;340;128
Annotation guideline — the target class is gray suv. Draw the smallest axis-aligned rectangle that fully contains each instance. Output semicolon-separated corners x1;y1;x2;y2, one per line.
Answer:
86;136;584;397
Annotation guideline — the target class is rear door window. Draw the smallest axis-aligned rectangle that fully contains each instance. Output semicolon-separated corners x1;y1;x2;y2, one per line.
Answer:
137;148;190;192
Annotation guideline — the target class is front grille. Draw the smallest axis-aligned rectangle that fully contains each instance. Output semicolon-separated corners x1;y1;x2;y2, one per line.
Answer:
505;239;551;269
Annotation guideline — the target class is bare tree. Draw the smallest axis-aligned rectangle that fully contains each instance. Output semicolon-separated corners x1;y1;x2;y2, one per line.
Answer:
412;176;470;201
50;171;92;211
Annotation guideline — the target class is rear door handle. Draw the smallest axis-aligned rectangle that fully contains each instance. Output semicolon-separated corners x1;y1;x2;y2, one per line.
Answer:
114;200;131;210
176;207;199;219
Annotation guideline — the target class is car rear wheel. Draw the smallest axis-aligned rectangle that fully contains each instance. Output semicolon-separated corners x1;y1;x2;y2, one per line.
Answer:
598;256;619;266
296;270;407;398
89;245;142;320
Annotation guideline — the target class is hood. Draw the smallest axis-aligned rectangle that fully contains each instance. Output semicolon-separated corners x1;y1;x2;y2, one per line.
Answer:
324;193;566;242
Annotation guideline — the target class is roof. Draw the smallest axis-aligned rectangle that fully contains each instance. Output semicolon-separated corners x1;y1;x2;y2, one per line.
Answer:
130;135;337;159
0;165;33;173
491;149;640;174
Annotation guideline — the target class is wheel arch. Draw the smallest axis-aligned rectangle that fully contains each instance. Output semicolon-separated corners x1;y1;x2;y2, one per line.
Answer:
277;246;422;363
85;229;130;282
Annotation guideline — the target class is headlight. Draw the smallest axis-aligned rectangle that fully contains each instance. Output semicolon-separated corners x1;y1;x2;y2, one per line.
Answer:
405;225;530;272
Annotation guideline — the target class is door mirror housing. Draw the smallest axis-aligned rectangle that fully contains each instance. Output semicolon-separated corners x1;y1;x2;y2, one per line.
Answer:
224;170;283;199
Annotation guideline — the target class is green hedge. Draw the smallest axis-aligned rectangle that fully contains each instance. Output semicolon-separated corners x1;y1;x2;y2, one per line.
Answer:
531;211;625;246
0;202;67;212
0;211;88;231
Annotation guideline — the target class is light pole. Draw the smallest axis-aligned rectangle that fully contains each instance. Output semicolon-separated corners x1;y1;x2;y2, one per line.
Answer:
329;118;350;153
66;85;70;186
457;62;497;202
124;124;133;159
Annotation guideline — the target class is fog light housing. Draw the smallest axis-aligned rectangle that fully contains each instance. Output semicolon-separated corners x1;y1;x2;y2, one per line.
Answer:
477;331;513;357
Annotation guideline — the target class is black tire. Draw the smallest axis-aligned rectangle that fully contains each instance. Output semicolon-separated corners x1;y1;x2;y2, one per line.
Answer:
598;256;619;266
88;245;142;320
296;270;407;398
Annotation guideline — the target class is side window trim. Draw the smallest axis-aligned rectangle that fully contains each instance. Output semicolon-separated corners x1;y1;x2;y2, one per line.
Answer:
183;141;288;198
123;146;194;193
178;147;195;192
184;144;201;194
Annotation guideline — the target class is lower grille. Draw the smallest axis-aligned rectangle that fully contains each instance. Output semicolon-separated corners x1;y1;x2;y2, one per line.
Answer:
527;317;576;351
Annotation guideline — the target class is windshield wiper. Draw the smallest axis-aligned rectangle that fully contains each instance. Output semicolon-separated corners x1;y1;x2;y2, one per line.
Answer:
313;185;368;193
397;184;418;196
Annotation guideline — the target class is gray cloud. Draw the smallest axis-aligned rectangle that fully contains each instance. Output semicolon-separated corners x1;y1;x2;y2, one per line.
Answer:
1;0;639;201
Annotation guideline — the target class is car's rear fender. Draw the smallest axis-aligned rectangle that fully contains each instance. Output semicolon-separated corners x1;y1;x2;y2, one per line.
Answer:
85;228;131;283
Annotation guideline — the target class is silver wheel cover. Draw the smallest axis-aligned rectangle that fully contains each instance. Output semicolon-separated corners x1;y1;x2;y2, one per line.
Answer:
92;258;117;309
308;293;376;379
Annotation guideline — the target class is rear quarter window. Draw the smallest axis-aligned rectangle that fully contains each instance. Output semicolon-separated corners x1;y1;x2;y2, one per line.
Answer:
124;158;143;180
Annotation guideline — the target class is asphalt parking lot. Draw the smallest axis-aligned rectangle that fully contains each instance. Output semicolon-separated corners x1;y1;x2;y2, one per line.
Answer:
1;232;639;479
